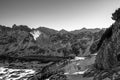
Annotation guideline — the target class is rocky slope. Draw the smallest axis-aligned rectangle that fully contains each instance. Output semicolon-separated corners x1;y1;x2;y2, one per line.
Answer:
95;8;120;70
0;24;104;59
82;8;120;80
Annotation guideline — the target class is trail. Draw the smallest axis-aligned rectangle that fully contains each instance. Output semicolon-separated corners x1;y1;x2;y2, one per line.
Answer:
64;55;96;80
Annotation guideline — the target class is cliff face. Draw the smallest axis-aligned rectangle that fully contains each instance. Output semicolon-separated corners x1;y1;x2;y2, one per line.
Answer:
94;8;120;70
83;8;120;80
95;24;118;70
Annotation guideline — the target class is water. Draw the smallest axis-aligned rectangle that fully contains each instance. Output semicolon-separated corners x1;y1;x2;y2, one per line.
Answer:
0;67;36;80
0;56;96;80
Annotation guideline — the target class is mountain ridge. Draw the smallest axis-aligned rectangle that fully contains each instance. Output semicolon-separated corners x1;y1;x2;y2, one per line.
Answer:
0;24;104;58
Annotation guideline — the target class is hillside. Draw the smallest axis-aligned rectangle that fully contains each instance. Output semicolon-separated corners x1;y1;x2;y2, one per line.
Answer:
70;28;101;34
0;25;104;58
82;8;120;80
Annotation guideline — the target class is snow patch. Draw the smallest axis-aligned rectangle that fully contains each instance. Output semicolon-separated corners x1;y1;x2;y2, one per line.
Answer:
75;57;86;60
30;30;41;40
71;57;86;61
72;69;88;75
64;69;88;75
91;53;98;56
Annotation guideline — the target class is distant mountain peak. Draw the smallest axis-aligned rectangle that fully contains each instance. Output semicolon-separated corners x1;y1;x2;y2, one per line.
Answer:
59;29;68;34
37;27;58;35
70;28;101;34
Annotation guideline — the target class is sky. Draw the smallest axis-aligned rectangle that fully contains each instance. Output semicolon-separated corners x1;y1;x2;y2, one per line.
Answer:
0;0;120;31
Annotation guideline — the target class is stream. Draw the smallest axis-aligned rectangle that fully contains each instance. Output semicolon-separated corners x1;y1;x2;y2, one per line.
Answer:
0;54;96;80
0;67;35;80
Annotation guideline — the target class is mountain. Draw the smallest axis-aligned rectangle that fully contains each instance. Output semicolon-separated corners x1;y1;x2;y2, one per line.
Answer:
70;28;101;34
59;29;68;34
0;24;104;59
12;24;32;32
37;27;58;35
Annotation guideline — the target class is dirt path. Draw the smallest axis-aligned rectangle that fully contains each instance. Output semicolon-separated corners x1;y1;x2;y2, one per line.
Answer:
64;56;96;80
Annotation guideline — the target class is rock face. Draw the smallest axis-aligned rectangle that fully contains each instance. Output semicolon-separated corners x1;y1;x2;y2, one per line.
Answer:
95;8;120;70
95;25;118;70
84;8;120;80
81;8;120;80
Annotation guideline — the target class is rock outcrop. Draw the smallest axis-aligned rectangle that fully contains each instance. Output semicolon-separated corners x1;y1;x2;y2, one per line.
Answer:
95;8;120;70
85;8;120;80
